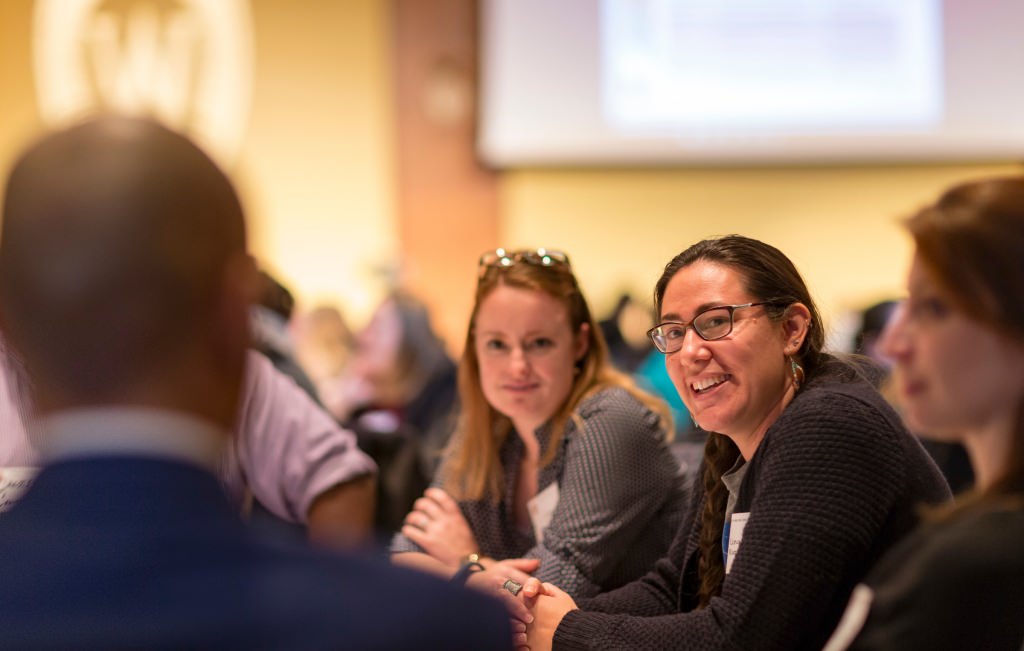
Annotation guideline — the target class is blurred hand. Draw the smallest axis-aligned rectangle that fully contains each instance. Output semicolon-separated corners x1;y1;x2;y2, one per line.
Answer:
400;487;478;566
511;618;529;651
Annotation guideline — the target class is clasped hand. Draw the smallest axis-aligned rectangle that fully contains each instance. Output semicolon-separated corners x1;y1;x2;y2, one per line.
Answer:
401;488;575;651
508;577;577;651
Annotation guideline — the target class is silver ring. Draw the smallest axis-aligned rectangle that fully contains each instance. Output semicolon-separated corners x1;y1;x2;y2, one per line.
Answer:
502;578;523;596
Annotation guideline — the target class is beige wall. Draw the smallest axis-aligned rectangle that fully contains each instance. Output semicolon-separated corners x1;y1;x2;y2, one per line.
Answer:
501;162;1022;345
0;3;45;178
241;0;395;323
0;0;396;326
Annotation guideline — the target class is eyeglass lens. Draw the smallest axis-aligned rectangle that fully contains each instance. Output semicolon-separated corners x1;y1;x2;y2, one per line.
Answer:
648;303;779;353
649;306;735;353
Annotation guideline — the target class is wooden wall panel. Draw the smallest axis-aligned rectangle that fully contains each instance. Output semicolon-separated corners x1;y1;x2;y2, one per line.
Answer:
390;0;499;352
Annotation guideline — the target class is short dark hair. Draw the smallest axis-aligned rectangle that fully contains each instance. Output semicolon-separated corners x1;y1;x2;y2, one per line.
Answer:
0;116;246;399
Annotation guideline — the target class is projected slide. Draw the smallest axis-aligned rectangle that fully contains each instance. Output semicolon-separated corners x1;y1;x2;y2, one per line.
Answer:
602;0;943;133
479;0;1024;165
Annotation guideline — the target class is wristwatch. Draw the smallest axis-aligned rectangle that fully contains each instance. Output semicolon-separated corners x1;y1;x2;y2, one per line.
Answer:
451;559;485;585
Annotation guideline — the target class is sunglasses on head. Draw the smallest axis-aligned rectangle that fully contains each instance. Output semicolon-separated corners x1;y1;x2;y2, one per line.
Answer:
477;248;571;278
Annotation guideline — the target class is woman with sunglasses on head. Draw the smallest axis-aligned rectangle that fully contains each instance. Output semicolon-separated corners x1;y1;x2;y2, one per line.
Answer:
391;248;686;605
826;178;1024;651
519;235;950;651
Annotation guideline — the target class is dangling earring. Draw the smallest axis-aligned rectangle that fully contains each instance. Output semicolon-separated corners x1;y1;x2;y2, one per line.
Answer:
789;356;805;390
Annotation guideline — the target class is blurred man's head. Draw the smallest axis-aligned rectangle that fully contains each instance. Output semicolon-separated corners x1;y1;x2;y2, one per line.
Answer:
854;299;899;365
0;116;255;427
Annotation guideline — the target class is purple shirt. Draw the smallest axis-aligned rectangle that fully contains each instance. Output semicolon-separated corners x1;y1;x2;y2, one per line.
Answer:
0;348;376;523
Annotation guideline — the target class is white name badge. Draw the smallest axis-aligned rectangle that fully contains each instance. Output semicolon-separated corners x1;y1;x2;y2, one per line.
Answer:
527;481;559;544
725;511;750;574
0;467;39;513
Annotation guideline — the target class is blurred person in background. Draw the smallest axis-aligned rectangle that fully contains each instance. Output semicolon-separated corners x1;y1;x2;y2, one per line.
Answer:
0;340;378;551
854;298;974;493
0;115;511;649
292;304;356;420
220;349;377;549
0;137;379;552
340;292;459;539
241;268;379;546
250;267;319;400
828;177;1024;651
519;235;949;650
392;248;686;601
598;293;654;373
852;300;899;366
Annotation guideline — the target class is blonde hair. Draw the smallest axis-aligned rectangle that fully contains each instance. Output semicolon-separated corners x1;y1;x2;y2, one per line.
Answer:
442;254;670;501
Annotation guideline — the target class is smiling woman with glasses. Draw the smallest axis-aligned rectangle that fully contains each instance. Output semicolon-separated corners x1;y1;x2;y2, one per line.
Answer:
520;235;950;651
391;246;686;608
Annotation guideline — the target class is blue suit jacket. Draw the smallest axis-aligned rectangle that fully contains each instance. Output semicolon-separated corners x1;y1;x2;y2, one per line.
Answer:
0;456;512;650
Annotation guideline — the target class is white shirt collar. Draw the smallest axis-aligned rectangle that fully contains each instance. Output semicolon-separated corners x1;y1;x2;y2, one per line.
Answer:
31;407;226;472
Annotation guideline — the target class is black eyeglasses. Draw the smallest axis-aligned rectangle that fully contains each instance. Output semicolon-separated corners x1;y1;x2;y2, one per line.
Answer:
478;248;571;278
648;302;778;353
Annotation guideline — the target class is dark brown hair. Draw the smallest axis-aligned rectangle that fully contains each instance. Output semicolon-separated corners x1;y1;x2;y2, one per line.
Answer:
908;177;1024;507
653;235;825;608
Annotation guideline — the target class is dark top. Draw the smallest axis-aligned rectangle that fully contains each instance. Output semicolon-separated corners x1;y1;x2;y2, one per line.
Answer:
847;504;1024;651
0;456;512;650
553;362;951;650
921;439;975;493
